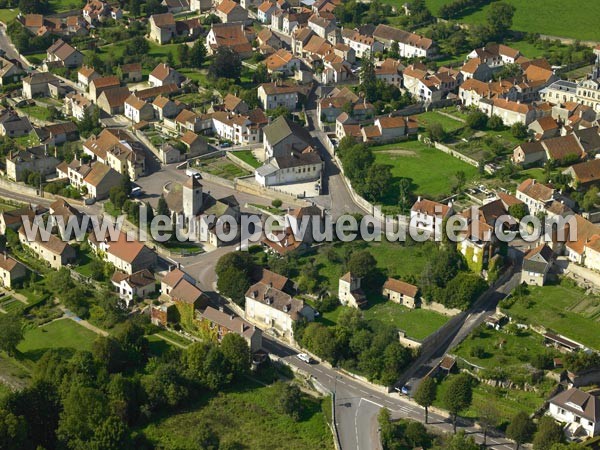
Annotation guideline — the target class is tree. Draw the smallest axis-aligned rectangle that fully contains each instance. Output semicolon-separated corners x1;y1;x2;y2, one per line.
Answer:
0;408;27;450
452;170;467;194
363;163;394;202
466;110;488;130
178;43;190;67
215;252;256;304
508;203;527;220
58;386;110;448
445;431;480;450
506;411;534;450
208;47;242;80
533;416;564;450
405;421;428;448
511;122;529;139
487;114;504;131
347;250;377;281
220;333;251;379
442;373;473;433
477;399;500;446
389;41;400;59
487;1;515;38
427;122;448;142
190;40;207;69
414;376;436;424
581;186;599;212
273;381;302;421
156;194;170;217
0;314;23;356
252;63;269;84
359;54;377;102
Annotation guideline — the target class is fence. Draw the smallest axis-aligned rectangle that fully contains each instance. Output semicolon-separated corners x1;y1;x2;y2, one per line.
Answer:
226;151;259;173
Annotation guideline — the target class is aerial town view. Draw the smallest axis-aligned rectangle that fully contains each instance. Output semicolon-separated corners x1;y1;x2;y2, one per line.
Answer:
1;0;600;448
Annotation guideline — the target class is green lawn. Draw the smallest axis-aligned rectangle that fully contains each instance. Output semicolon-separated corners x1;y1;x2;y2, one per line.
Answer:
233;150;262;168
363;299;449;340
423;0;600;41
416;111;465;133
18;105;53;122
0;200;20;212
502;280;600;350
372;140;479;200
141;379;334;449
0;8;18;24
17;319;98;362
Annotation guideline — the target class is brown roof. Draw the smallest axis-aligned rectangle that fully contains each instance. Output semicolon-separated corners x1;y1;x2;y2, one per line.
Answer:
150;63;176;82
47;39;78;61
567;158;600;184
121;63;142;73
383;278;417;297
373;24;433;50
517;141;545;155
256;268;290;291
136;83;180;100
181;130;200;146
258;0;275;12
0;254;24;273
19;226;72;256
533;116;559;131
217;0;242;14
78;65;97;79
411;198;451;216
259;82;299;96
161;268;187;288
517;179;554;202
170;278;203;305
98;86;130;107
83;161;120;187
24;14;43;28
151;12;175;27
200;305;257;339
125;94;149;110
245;281;305;316
524;243;554;262
541;134;584;161
223;93;243;112
104;232;148;264
91;75;120;89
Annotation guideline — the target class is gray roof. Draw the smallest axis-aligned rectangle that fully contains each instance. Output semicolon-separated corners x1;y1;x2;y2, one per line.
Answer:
274;150;322;169
262;116;313;147
550;388;600;423
522;244;553;273
575;127;600;153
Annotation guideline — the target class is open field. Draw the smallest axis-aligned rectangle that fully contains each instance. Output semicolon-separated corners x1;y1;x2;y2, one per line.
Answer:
372;140;479;200
363;299;449;340
17;319;98;362
422;0;600;41
142;379;333;449
502;280;600;350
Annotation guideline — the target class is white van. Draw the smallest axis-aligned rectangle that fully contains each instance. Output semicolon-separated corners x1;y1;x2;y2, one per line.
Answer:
296;353;312;364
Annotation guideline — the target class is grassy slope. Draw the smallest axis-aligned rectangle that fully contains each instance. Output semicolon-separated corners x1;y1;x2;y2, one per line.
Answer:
372;140;479;199
424;0;600;41
142;380;333;450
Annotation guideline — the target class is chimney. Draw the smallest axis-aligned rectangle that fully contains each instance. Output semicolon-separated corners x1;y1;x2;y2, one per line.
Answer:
240;322;245;333
219;306;224;312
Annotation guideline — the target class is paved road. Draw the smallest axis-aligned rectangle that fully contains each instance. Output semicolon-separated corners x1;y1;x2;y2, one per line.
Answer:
0;22;30;68
262;336;516;450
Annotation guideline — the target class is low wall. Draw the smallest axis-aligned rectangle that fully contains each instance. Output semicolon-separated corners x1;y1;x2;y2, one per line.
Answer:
226;151;259;173
199;171;236;189
332;154;375;215
421;301;461;317
234;176;309;207
399;331;422;349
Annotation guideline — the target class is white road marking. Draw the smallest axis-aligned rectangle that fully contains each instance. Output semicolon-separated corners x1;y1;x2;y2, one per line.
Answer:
361;397;384;408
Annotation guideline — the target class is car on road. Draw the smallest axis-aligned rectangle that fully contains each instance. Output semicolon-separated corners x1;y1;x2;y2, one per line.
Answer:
395;385;410;395
296;353;313;364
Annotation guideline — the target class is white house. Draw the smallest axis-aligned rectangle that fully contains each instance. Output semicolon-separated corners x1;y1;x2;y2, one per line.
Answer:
515;179;554;216
258;82;300;111
338;272;366;308
124;94;154;123
410;197;453;240
255;147;323;187
111;269;156;307
245;281;314;341
548;388;600;438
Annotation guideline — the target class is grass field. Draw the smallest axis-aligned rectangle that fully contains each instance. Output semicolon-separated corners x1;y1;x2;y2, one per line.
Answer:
17;319;98;362
142;379;333;449
416;111;465;133
372;140;479;200
0;200;19;212
423;0;600;41
363;299;449;340
18;105;54;122
233;150;262;168
502;280;600;350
